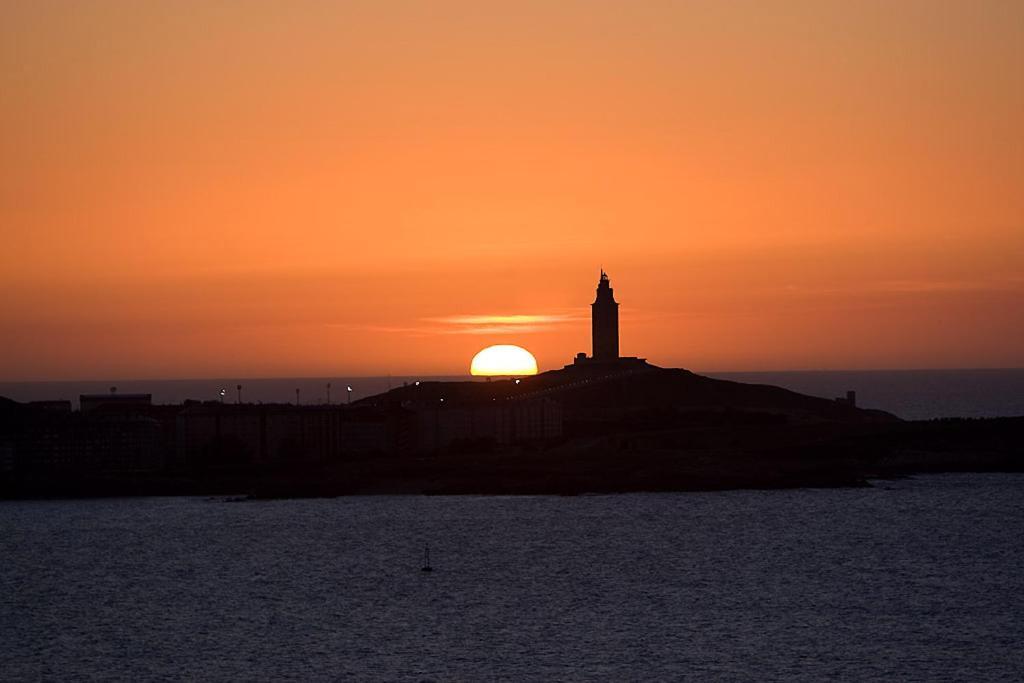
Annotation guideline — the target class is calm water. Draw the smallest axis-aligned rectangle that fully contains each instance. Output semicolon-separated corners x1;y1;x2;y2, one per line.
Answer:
2;369;1023;419
709;369;1024;421
2;474;1023;680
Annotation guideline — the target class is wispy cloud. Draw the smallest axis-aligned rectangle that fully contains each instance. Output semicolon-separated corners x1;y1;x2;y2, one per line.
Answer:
434;324;552;335
326;311;587;337
426;313;584;326
425;311;586;335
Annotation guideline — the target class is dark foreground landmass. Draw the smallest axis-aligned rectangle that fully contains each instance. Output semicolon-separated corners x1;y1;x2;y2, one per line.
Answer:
4;416;1022;500
2;365;1022;499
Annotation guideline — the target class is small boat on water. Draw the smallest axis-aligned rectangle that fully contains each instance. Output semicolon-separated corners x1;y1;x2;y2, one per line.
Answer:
421;544;433;572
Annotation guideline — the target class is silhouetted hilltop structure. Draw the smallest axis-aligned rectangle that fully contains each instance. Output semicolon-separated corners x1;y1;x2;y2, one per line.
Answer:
592;270;619;361
569;271;647;368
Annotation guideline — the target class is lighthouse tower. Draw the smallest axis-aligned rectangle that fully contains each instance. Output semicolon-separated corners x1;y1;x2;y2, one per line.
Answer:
591;270;619;362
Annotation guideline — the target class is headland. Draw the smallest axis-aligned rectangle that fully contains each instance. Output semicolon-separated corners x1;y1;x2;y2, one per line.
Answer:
1;363;1021;500
2;272;1021;499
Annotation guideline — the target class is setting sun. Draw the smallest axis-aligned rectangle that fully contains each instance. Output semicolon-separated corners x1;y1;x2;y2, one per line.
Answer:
470;345;539;377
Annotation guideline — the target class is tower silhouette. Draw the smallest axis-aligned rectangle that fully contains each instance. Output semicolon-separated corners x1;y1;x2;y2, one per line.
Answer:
591;270;619;361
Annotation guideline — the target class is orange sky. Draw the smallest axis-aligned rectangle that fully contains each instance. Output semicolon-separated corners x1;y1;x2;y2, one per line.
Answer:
2;1;1022;380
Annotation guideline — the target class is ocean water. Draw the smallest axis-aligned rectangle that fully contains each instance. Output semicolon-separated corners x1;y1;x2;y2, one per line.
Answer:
1;474;1022;680
1;369;1023;420
708;369;1024;420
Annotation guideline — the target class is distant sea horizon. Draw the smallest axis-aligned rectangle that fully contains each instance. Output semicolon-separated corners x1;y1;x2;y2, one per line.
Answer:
1;367;1023;421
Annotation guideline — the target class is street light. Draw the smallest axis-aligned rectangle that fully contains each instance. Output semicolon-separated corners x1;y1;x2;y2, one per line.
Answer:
346;385;353;404
326;382;332;405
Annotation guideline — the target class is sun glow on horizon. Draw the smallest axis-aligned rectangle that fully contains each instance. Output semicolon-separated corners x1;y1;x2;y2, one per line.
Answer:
1;1;1022;379
470;345;539;377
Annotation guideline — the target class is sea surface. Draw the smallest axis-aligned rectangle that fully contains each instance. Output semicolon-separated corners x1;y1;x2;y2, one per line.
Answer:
709;369;1024;421
2;368;1023;420
2;474;1023;680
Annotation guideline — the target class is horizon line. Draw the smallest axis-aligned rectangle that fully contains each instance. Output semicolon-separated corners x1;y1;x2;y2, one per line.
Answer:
2;366;1024;385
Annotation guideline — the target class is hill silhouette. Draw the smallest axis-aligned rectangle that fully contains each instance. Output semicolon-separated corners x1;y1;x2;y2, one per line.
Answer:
3;366;1022;499
360;362;897;424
